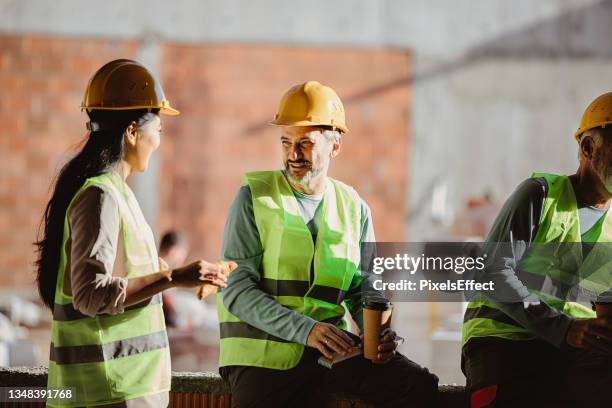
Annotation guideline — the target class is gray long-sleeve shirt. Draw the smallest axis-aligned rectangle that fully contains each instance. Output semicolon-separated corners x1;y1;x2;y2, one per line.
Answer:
220;175;381;346
475;177;606;347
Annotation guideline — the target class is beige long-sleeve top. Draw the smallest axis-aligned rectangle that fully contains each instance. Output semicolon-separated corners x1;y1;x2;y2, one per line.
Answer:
65;185;168;408
67;186;127;316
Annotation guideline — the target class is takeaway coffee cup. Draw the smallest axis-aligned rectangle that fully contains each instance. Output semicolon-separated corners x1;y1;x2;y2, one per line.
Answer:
363;299;393;360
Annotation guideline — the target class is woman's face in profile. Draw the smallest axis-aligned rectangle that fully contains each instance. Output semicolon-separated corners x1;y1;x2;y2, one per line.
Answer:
128;114;162;172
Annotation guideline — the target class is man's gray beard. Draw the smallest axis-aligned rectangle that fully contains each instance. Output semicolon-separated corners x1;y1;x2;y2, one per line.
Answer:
283;163;324;188
593;152;612;194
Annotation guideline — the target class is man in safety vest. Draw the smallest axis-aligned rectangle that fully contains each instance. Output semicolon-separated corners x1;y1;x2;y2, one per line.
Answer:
462;93;612;407
217;81;438;407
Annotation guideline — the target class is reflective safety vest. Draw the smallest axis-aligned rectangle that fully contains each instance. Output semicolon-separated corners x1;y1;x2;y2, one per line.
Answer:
217;170;362;370
462;173;612;347
47;172;170;407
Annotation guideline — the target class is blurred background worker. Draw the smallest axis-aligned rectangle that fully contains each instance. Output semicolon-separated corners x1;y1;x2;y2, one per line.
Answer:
462;93;612;407
34;59;226;408
159;230;190;269
159;230;190;327
216;81;438;407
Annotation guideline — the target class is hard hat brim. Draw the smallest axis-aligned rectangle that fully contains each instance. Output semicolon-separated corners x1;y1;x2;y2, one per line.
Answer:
269;119;348;133
80;105;180;116
574;120;612;141
160;106;180;116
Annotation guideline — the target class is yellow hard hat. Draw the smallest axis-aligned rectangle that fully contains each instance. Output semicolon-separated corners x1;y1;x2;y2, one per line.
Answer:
81;59;179;115
270;81;348;133
575;92;612;141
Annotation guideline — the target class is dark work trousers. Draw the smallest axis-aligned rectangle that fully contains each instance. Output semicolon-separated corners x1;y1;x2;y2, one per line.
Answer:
462;337;612;408
220;347;439;408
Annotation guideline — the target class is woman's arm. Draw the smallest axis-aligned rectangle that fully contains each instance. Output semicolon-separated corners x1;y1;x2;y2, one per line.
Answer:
123;260;226;306
123;271;173;307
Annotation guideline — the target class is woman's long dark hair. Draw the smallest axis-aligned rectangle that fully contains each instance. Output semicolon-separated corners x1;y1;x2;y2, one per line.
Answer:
35;109;158;310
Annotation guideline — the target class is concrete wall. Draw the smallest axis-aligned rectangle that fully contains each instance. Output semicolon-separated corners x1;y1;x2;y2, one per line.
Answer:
407;0;612;240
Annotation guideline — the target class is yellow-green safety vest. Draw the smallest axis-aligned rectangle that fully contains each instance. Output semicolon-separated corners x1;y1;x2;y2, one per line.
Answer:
217;170;362;370
47;172;170;407
462;173;612;347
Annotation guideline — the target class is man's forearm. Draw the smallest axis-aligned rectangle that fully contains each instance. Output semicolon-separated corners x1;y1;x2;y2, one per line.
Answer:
479;252;574;347
496;301;573;347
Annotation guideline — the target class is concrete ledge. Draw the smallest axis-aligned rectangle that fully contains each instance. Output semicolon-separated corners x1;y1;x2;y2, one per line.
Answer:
170;371;232;394
438;385;468;407
0;366;48;387
0;367;467;407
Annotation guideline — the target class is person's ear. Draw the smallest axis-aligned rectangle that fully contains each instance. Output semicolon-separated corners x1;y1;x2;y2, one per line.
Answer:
124;122;138;147
580;135;595;161
330;135;343;158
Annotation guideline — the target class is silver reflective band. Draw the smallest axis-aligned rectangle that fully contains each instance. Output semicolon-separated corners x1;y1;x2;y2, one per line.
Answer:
50;330;168;365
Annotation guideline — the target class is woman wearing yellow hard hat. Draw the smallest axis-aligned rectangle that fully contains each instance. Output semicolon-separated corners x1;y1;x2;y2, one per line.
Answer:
35;59;227;407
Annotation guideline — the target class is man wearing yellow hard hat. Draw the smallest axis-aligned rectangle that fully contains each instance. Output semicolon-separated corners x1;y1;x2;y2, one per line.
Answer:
462;93;612;406
216;81;439;407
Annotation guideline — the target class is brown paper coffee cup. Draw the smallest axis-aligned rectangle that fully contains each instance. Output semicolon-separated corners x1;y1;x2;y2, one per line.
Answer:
363;300;392;360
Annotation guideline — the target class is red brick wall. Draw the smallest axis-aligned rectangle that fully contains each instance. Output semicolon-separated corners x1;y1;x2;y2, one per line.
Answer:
0;36;410;291
159;44;410;262
0;35;137;289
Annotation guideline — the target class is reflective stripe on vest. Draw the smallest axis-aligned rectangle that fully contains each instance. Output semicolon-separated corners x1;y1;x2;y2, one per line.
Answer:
217;170;361;370
462;173;612;347
50;330;168;365
47;173;170;408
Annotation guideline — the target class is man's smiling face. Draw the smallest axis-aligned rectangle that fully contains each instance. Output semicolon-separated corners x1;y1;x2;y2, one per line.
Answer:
280;126;332;186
